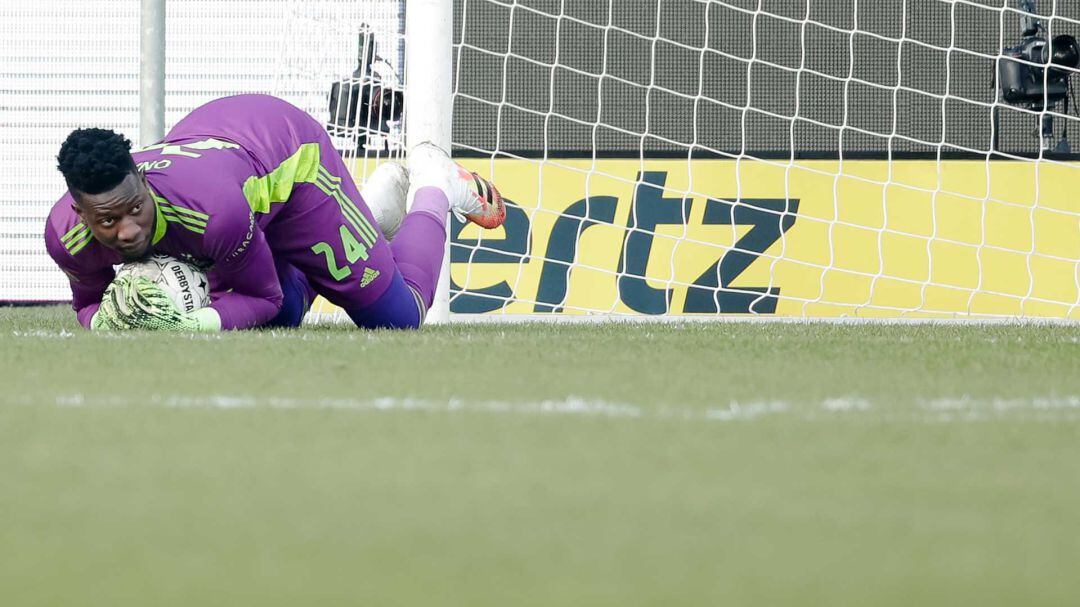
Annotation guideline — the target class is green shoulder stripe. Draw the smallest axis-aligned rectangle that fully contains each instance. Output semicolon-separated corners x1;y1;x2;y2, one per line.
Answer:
60;222;88;245
317;167;378;246
160;210;207;234
159;204;208;228
149;188;209;236
61;222;93;255
65;232;93;255
164;203;209;222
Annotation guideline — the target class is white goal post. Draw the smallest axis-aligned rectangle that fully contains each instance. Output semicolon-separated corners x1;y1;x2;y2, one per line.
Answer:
1;0;1078;321
404;0;453;323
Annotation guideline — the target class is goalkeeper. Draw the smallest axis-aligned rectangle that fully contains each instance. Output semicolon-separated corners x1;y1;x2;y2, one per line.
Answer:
44;94;504;331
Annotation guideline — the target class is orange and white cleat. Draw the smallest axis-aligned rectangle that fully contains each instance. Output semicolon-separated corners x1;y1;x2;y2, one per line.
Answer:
456;166;505;229
408;143;506;229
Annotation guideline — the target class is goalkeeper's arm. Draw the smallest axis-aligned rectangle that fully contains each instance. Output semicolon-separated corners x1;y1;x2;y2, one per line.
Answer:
114;202;283;331
197;205;284;330
44;224;116;330
100;229;283;332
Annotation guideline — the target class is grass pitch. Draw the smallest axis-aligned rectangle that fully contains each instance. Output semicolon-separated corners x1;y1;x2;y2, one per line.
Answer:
1;305;1078;606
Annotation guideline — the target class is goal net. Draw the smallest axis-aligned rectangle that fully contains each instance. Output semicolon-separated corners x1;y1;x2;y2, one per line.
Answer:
3;0;1079;320
446;0;1080;319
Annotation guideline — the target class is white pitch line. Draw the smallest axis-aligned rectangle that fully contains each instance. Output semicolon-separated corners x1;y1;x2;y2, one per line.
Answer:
49;393;790;422
920;396;1080;413
36;393;1080;423
821;397;872;412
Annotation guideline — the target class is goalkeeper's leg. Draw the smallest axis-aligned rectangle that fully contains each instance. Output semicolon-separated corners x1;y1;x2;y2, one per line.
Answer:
258;101;503;328
261;260;316;328
342;146;506;328
345;185;449;328
267;178;445;329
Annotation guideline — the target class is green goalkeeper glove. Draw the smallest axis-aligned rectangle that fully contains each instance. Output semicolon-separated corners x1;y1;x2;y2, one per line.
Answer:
92;276;220;332
90;274;136;330
124;277;221;332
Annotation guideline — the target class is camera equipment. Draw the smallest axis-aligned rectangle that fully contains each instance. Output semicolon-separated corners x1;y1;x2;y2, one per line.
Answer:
995;0;1080;152
328;25;405;152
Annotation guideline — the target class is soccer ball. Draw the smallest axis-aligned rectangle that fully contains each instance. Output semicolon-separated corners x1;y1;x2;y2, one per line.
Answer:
117;255;210;313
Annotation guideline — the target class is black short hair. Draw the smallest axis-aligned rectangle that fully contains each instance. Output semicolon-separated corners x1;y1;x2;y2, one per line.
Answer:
57;128;137;195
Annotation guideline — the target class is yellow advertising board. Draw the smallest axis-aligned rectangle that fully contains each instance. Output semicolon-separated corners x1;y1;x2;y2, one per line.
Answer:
321;158;1079;319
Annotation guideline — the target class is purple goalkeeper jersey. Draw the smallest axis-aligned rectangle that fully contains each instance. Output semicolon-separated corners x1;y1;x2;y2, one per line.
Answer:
44;94;394;330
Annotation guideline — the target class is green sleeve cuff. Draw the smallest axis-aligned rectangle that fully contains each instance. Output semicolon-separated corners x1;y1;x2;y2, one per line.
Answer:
188;307;223;332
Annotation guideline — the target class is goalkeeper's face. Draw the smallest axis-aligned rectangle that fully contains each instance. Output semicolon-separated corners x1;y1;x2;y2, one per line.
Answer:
73;172;155;262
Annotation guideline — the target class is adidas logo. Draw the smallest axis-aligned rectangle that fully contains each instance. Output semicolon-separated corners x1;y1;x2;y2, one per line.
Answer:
360;268;380;288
